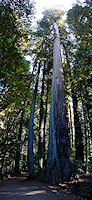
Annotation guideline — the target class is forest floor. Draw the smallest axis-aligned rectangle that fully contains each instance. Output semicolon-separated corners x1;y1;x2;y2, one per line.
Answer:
0;173;92;200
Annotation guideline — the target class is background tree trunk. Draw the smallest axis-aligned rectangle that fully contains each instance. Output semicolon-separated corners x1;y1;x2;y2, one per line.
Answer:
46;22;71;183
68;102;73;148
43;79;49;168
72;93;84;161
15;111;23;175
28;61;41;179
38;61;46;169
62;43;84;159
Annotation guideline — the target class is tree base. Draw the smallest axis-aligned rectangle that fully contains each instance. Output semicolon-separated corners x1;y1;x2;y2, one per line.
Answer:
45;158;73;183
29;172;35;180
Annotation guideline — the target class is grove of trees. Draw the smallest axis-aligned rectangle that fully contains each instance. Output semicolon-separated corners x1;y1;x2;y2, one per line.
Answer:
0;0;92;181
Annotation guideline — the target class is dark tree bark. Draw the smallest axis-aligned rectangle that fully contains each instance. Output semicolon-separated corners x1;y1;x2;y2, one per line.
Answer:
15;111;24;175
72;93;84;161
84;111;88;174
46;22;71;183
28;61;41;179
15;126;22;175
88;109;91;157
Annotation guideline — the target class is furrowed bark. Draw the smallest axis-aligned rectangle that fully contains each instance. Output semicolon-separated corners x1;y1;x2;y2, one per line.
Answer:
46;22;71;182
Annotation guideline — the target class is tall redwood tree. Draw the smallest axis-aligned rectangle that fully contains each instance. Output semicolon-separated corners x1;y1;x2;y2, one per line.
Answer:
46;21;71;182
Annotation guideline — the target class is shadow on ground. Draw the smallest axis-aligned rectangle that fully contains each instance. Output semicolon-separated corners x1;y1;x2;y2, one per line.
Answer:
0;175;88;200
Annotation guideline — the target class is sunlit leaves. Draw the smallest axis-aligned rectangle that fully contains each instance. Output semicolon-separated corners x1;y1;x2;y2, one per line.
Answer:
67;1;92;109
0;0;35;112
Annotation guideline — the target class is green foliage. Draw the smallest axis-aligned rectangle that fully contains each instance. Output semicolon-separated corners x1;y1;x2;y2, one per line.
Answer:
0;109;29;177
42;7;64;26
66;0;92;165
0;0;35;178
0;0;35;111
67;1;92;115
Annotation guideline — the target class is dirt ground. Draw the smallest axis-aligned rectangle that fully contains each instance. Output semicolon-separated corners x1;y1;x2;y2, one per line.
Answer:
0;175;91;200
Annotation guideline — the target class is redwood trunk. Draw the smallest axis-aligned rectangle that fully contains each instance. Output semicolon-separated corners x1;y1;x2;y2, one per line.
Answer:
46;22;71;182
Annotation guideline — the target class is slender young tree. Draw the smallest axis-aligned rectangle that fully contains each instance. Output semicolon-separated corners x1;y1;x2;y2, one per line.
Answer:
43;77;50;168
28;61;41;179
46;21;71;182
15;111;24;175
38;60;46;169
